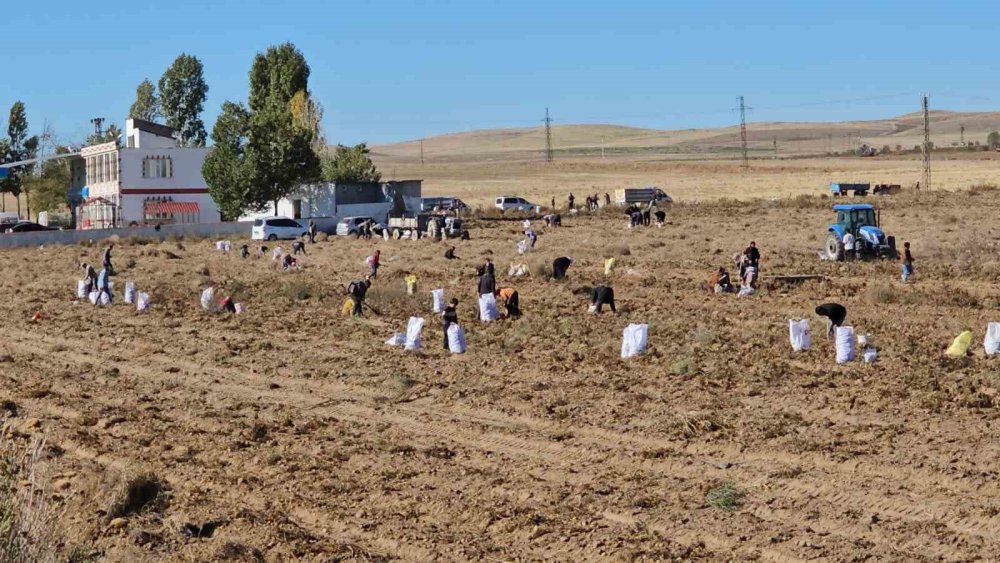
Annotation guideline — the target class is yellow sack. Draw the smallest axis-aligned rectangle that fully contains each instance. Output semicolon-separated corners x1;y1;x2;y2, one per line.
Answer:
604;258;616;275
946;330;973;357
405;274;418;295
341;297;354;316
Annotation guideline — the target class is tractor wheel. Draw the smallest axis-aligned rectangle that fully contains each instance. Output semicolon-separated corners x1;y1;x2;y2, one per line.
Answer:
825;234;843;261
349;231;359;240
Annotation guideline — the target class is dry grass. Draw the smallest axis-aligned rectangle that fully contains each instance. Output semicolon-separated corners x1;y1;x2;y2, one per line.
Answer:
0;437;59;563
104;471;167;520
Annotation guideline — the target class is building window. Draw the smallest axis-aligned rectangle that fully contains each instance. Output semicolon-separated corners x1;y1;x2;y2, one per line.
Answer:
142;156;173;179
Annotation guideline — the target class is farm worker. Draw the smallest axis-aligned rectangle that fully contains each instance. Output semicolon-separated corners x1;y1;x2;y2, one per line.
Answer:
95;268;112;306
525;228;537;248
901;241;914;282
478;269;496;296
496;287;521;318
257;245;268;257
604;193;611;206
522;219;531;230
220;296;237;314
367;250;380;279
590;285;616;313
742;264;758;289
282;254;297;270
815;303;847;338
552;256;574;280
441;298;459;349
477;258;495;277
744;241;761;270
347;278;371;316
240;245;249;259
444;246;457;260
551;196;556;210
80;262;98;294
307;220;317;244
292;241;307;255
709;267;733;293
654;210;666;227
842;231;856;261
568;193;575;209
102;243;115;275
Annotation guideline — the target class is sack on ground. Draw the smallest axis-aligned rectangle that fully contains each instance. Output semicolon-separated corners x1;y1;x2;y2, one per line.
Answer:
405;274;418;295
604;258;616;275
216;240;231;252
124;282;136;304
508;263;528;277
404;316;425;351
862;347;878;364
478;293;500;322
272;247;283;261
789;319;811;352
447;323;467;354
946;330;973;357
341;297;354;316
738;286;755;297
88;291;99;305
620;323;649;359
100;292;111;306
432;288;445;313
77;279;87;299
385;332;405;346
136;292;150;312
984;322;1000;356
200;287;215;311
835;326;856;364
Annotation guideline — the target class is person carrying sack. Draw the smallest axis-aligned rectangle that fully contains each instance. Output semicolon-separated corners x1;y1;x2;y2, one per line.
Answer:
81;262;98;294
347;279;372;317
441;298;459;349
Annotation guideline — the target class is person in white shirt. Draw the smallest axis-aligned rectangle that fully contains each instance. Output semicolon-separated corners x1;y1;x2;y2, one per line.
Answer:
842;231;856;261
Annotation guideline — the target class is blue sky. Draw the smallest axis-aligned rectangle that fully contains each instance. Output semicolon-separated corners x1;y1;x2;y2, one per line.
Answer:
2;0;998;146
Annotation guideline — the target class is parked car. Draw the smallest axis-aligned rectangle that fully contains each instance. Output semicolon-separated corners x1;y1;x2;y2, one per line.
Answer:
494;196;541;214
251;216;308;241
4;221;57;233
336;216;386;238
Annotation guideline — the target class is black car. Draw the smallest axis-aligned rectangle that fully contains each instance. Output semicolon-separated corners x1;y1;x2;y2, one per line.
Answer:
4;221;57;233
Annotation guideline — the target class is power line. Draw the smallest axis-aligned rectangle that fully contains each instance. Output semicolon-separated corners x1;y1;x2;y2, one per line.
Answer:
420;139;424;165
735;96;750;170
922;94;931;190
543;107;553;162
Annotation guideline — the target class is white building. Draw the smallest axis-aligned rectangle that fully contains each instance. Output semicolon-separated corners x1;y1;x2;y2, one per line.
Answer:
77;119;220;229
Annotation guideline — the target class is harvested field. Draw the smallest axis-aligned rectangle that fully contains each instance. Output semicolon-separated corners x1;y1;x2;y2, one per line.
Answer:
0;190;998;561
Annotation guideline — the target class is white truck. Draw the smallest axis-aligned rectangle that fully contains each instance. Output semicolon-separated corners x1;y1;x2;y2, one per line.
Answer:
614;187;672;207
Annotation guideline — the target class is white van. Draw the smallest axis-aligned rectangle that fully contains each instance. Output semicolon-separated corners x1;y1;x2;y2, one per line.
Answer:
494;196;541;214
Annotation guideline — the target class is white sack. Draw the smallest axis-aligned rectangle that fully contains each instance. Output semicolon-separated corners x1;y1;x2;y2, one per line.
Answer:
432;289;445;313
478;293;500;322
200;287;215;311
88;291;99;305
216;240;231;252
385;332;405;346
620;323;649;359
508;264;528;277
234;303;245;314
136;292;150;312
517;239;529;255
124;282;136;304
272;247;283;261
862;347;878;364
738;286;755;297
447;324;467;354
984;322;1000;356
404;317;425;351
77;279;87;299
835;326;856;364
99;292;111;306
788;319;811;352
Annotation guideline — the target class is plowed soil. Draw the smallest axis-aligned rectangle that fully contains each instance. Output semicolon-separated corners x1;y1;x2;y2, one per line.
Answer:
1;190;998;561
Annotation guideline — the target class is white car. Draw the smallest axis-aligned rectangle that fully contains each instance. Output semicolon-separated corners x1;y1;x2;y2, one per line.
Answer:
251;217;308;241
336;216;387;237
495;196;541;214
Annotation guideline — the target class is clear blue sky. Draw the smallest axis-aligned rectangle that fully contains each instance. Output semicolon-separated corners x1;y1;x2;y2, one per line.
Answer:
2;0;998;146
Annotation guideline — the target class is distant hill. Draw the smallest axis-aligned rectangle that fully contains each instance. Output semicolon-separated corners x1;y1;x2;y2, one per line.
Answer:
371;111;1000;163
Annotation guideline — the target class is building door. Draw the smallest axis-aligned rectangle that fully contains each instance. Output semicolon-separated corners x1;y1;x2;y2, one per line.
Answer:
292;199;302;219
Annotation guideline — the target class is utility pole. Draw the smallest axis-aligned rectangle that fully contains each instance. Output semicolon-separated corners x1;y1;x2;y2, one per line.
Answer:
420;139;424;165
543;107;553;162
922;94;931;190
773;137;777;159
960;123;965;146
736;96;749;170
601;136;605;159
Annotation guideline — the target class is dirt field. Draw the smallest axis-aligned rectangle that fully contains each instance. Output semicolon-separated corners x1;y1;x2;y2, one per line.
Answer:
1;186;998;561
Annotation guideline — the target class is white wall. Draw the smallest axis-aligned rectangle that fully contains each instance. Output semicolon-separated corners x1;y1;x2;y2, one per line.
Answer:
0;221;252;249
118;148;220;224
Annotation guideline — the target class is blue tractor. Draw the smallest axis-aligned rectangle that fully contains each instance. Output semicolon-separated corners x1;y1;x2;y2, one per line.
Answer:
825;204;897;261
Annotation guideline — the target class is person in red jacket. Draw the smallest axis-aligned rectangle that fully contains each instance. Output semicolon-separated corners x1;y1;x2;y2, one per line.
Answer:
367;250;380;279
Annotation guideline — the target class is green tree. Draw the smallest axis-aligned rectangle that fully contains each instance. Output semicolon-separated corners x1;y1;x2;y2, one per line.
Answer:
322;143;381;183
159;54;208;146
987;131;1000;149
22;148;72;215
128;78;160;121
1;102;32;216
203;102;251;220
249;42;309;112
245;101;319;212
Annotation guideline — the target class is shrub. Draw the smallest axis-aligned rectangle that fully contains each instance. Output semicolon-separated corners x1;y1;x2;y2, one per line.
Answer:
706;481;744;510
0;437;59;562
866;282;896;305
968;183;998;195
105;472;166;519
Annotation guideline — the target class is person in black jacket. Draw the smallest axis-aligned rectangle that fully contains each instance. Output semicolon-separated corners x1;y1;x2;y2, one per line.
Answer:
347;279;371;316
442;298;459;349
815;303;847;338
591;285;616;313
444;246;457;260
552;256;573;280
478;270;496;296
744;241;761;269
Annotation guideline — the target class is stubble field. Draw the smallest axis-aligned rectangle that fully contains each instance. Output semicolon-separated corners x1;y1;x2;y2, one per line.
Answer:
1;182;999;561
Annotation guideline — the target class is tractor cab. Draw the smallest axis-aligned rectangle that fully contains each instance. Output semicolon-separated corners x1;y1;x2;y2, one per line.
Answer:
825;204;896;261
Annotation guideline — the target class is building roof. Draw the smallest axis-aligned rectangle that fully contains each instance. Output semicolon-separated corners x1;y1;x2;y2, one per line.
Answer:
131;118;175;139
144;201;199;215
833;204;875;211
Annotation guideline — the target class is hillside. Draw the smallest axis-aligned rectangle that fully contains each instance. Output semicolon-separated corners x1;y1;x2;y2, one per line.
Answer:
372;110;1000;164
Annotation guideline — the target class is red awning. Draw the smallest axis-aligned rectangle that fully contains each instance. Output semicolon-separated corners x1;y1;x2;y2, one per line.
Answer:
144;202;199;214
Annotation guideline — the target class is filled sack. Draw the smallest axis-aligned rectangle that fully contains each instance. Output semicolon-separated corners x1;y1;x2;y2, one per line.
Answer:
272;247;283;261
88;291;99;305
432;288;445;313
136;292;150;312
404;316;425;351
200;287;215;311
835;326;856;364
124;282;136;305
447;324;467;354
604;258;616;275
385;332;405;346
216;240;232;252
984;322;1000;356
77;279;87;299
341;297;354;316
99;292;111;306
478;293;500;322
517;239;529;255
789;319;811;352
946;330;973;357
620;323;649;359
862;347;878;364
405;274;418;295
